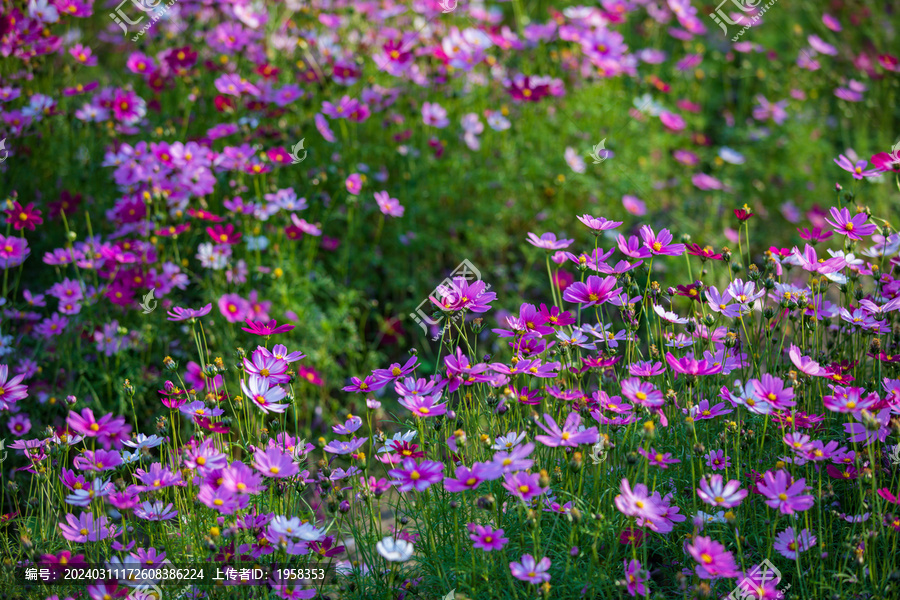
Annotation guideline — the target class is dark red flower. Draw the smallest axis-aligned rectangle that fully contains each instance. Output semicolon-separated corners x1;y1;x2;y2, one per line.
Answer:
734;207;754;222
685;243;724;261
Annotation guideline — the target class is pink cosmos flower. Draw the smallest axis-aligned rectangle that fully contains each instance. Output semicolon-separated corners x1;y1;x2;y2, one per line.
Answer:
639;226;685;256
375;190;404;217
0;364;28;409
526;232;574;250
510;554;551;584
468;523;508;551
622;195;647;216
240;376;290;413
533;412;598;447
614;478;664;521
252;447;299;478
502;471;547;502
345;173;363;195
757;470;815;514
705;450;731;471
398;393;447;418
665;352;722;377
696;474;748;508
686;536;739;579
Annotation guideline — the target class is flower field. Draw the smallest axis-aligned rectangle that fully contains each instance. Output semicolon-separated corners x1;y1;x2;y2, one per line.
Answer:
1;0;900;599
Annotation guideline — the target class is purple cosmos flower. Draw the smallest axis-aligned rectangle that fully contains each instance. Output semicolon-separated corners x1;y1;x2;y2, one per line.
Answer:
323;437;368;455
133;501;178;521
774;527;816;560
686;536;740;579
620;378;665;408
534;412;599;447
510;554;551;584
526;232;574;250
757;470;815;514
623;559;649;597
824;206;877;240
166;303;213;321
375;190;404;217
637;447;680;469
389;458;444;492
59;512;118;543
614;479;664;521
562;275;621;307
428;277;497;314
617;234;653;259
444;462;501;492
640;226;685;256
834;155;879;179
492;443;536;473
696;475;748;508
468;523;508;551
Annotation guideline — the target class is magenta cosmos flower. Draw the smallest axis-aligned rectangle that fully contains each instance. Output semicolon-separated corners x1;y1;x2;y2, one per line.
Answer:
510;554;551;584
398;393;447;418
467;523;508;551
526;231;574;250
686;536;740;579
824;206;877;240
640;225;685;256
502;471;547;502
345;173;363;195
665;352;722;377
241;318;295;336
696;474;748;508
614;478;663;521
534;412;598;447
577;214;622;232
757;470;815;514
562;275;621;307
388;458;444;492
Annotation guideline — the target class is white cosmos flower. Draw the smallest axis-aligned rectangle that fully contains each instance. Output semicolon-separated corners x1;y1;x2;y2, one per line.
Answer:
376;536;414;562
